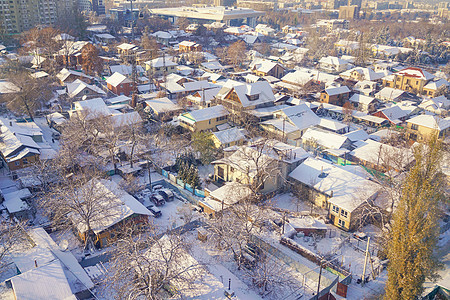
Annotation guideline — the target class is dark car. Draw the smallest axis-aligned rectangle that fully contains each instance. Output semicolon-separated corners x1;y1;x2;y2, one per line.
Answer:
148;206;162;218
158;189;174;202
151;194;166;206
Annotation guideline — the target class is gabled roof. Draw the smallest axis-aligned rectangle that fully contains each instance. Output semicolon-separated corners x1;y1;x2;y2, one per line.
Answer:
145;57;178;68
423;78;449;90
110;64;145;76
106;72;132;87
117;43;138;51
73;97;110;116
289;157;379;212
344;129;369;142
406;115;450;131
145;97;181;113
213;127;245;145
376;105;409;122
349;93;376;105
324;86;350;96
66;79;106;98
182;105;229;122
302;128;349;149
56;68;93;82
76;179;153;234
11;260;76;300
340;67;385;81
218;80;276;108
319;56;348;66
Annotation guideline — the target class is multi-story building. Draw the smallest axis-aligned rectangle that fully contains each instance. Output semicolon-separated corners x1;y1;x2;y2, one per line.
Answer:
78;0;105;15
382;67;435;95
0;0;76;34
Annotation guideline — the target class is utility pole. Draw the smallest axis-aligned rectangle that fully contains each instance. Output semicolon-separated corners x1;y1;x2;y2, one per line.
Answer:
361;236;371;286
316;260;323;298
128;0;138;108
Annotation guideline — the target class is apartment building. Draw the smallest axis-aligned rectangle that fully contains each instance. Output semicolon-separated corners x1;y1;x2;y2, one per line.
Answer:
0;0;76;34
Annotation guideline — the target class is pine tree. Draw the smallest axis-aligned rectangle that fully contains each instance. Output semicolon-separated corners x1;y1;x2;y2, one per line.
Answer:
186;165;196;187
384;135;445;300
191;167;200;189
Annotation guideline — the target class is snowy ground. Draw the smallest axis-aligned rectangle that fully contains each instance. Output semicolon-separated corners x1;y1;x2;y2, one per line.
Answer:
266;193;327;216
34;117;60;151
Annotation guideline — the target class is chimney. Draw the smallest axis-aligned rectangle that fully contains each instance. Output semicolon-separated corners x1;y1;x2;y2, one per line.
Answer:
34;260;38;268
9;121;12;126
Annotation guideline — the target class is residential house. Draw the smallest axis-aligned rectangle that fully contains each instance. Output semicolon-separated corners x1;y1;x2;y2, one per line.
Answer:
316;118;349;134
145;57;178;77
199;182;252;218
186;87;222;108
382;67;435;94
116;43;138;57
418;96;450;115
249;58;286;79
318;56;349;73
109;64;145;77
349;93;378;113
371;105;409;126
65;79;106;100
74;179;153;248
1;188;32;220
56;68;93;84
144;97;183;121
289;157;380;231
255;24;276;36
211;127;246;149
340;67;386;82
319;86;350;106
7;227;95;299
178;40;202;52
0;120;41;171
56;41;90;68
212;141;309;194
422;78;449;97
348;139;413;174
375;87;413;102
215;80;276;123
406;115;450;141
152;31;176;46
353;80;377;96
301;127;352;151
106;72;134;96
179;105;229;133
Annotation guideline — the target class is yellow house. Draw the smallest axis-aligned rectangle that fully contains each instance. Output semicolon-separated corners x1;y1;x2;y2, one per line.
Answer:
212;142;309;195
422;79;449;98
406;115;450;142
211;127;246;148
179;105;229;133
382;67;435;94
198;182;252;218
289;157;380;231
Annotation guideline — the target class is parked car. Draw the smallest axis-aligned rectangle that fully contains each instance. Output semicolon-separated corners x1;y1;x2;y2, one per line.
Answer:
158;189;174;202
152;185;163;192
151;194;165;206
51;131;61;140
148;206;162;218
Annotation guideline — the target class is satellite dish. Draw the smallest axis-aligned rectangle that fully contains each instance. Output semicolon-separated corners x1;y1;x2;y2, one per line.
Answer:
59;239;69;252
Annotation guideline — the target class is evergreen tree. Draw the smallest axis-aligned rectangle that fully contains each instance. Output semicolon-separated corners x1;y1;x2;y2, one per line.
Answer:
186;164;196;187
191;167;200;189
384;135;445;300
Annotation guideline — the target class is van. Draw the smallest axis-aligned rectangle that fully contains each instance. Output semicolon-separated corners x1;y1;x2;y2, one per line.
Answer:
158;189;174;201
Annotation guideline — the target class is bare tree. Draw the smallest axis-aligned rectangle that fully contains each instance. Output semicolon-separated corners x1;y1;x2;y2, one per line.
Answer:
0;221;28;275
1;71;53;120
243;254;298;298
38;170;124;250
106;228;202;300
81;43;103;76
118;173;143;196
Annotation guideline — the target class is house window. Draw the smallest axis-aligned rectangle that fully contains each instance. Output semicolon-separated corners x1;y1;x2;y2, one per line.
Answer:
338;219;346;227
411;124;418;130
84;89;89;94
14;161;20;166
332;205;339;213
410;133;417;141
22;158;28;165
341;209;348;218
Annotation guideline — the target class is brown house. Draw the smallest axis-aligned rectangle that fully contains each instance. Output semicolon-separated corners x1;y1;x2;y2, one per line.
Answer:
106;72;134;96
319;86;350;106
